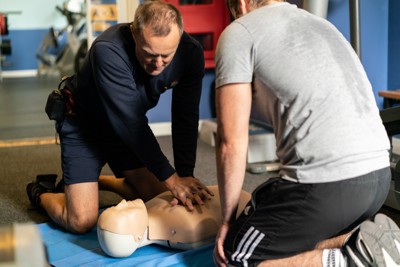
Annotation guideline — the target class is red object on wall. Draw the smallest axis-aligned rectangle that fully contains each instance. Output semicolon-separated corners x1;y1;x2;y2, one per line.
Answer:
164;0;231;69
0;14;9;35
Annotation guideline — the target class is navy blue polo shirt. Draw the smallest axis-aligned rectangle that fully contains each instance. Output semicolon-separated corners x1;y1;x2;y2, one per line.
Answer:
73;23;204;181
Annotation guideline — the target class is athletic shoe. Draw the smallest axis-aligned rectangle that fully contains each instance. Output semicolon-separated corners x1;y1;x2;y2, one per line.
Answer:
26;174;57;207
342;213;400;267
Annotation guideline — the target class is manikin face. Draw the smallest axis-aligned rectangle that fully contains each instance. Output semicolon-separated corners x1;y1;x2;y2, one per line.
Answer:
97;199;149;258
132;24;181;76
98;199;148;236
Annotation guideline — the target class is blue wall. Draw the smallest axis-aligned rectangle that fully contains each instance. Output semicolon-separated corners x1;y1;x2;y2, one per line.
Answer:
2;29;49;70
327;0;389;109
147;69;216;122
388;0;400;91
1;0;72;71
2;0;399;121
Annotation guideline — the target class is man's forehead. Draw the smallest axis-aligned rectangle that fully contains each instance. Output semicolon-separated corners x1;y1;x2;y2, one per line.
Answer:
138;27;180;53
140;23;180;39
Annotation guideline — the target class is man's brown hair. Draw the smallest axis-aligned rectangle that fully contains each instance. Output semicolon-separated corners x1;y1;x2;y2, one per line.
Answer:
226;0;285;18
132;0;184;37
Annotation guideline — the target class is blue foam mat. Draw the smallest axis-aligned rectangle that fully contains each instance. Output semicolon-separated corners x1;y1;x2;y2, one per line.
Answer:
38;222;214;266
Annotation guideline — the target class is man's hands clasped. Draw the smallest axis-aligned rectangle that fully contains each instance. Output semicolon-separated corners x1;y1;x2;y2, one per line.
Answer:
164;173;214;210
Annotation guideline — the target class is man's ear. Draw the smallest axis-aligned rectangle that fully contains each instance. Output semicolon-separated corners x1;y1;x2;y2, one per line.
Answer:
130;24;137;42
238;0;249;16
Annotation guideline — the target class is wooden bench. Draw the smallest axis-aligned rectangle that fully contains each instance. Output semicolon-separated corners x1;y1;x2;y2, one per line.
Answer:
378;90;400;109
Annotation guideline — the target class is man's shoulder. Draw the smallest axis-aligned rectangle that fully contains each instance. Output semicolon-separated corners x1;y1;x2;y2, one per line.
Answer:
179;32;203;53
90;23;132;56
172;32;205;69
93;23;130;44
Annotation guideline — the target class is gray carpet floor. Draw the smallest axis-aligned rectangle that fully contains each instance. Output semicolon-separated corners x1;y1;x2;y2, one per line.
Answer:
1;76;400;233
0;135;273;226
3;136;400;228
0;76;274;227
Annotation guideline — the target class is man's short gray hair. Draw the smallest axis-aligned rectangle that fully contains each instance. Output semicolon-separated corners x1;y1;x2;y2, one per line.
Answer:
132;0;184;37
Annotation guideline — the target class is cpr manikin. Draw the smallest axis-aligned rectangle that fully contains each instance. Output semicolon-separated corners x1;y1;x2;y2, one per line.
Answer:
97;185;251;257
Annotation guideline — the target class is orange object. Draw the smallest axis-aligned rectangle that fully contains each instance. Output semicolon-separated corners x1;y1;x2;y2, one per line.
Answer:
0;14;9;35
378;90;400;108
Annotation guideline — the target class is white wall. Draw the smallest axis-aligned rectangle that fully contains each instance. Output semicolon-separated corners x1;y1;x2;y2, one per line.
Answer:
2;0;75;30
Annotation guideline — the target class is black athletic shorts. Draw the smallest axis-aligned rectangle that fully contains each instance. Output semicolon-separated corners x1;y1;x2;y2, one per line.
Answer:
224;167;391;267
57;116;143;185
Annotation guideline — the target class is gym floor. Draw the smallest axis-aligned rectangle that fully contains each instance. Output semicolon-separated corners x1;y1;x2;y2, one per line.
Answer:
0;75;271;225
1;75;400;227
0;76;57;141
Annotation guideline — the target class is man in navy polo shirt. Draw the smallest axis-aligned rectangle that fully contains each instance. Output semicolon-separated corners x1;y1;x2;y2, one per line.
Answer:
27;0;212;234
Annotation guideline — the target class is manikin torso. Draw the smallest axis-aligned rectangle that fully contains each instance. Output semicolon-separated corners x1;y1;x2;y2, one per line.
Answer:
97;185;251;257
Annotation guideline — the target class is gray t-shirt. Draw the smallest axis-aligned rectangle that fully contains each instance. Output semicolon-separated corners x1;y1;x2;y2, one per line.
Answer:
215;2;390;183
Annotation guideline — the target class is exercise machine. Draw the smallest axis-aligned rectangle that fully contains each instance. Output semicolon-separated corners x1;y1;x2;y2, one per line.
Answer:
36;0;87;77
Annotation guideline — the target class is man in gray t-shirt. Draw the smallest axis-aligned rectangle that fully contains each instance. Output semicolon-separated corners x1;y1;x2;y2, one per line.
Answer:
213;1;399;267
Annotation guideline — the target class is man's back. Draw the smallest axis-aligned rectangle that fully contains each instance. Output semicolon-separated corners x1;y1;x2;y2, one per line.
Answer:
216;2;390;183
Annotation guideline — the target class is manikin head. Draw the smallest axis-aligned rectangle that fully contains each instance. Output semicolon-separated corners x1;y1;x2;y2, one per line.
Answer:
97;199;149;258
131;0;184;76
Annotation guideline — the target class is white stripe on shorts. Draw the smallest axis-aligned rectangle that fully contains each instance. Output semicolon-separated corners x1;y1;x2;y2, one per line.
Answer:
231;226;266;267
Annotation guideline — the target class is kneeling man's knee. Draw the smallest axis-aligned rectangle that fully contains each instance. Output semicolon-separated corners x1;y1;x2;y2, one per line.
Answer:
67;213;97;234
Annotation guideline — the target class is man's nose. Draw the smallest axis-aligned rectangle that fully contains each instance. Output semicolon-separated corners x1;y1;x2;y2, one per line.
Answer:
153;56;163;67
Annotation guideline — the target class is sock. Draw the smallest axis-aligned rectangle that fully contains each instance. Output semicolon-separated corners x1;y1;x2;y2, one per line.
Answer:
322;249;347;267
